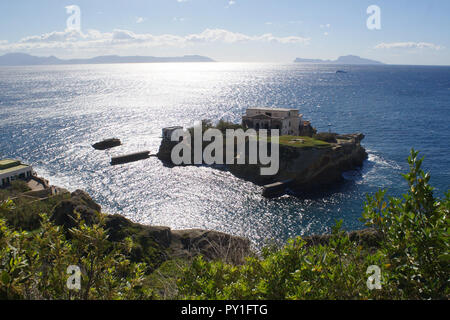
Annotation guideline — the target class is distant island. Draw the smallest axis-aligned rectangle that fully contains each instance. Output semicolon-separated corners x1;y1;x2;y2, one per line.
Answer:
0;53;215;66
294;55;383;65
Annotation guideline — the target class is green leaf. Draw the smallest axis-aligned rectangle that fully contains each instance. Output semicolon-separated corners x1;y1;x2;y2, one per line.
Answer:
1;271;11;285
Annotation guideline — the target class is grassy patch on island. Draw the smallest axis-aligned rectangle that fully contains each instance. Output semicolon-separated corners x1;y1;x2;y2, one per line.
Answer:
267;135;331;148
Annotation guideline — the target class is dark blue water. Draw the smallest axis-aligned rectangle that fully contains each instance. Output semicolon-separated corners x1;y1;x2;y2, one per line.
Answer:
0;63;449;247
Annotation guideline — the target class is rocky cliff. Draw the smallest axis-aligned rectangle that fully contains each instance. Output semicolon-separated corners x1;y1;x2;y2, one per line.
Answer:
229;133;367;188
50;190;251;269
157;132;368;196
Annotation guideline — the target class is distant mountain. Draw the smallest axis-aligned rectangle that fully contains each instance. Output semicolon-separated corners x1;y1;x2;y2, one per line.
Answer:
294;55;383;65
0;53;215;66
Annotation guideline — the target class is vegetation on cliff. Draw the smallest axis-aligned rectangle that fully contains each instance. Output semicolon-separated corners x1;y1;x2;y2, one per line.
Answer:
178;150;449;300
266;135;330;148
0;150;448;300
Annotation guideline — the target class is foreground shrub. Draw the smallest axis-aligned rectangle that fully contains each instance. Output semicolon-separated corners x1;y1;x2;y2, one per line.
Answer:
362;149;449;299
1;149;447;300
179;149;449;300
178;222;385;300
0;206;155;300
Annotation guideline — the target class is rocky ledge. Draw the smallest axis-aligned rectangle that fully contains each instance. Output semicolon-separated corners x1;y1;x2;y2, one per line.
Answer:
50;190;251;268
231;133;367;189
157;132;368;196
44;188;379;271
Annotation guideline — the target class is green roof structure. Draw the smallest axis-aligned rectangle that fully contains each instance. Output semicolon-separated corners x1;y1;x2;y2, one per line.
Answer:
0;159;32;176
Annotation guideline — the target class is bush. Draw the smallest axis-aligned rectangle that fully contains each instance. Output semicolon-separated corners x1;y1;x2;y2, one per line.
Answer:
361;149;449;299
0;193;70;231
9;181;31;194
215;120;243;133
313;132;338;143
0;206;155;300
1;149;447;300
0;181;31;201
178;149;449;300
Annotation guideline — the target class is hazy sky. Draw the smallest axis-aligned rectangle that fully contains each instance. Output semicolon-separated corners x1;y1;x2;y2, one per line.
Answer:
0;0;449;65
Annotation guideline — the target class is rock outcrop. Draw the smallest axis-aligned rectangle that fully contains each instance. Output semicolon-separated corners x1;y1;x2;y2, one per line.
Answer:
170;229;251;264
51;190;101;229
50;190;250;268
298;121;317;137
157;132;368;196
230;133;367;189
157;138;179;164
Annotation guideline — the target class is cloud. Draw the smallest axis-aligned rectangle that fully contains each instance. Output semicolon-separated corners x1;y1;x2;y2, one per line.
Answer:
225;0;236;8
185;29;309;44
19;30;89;43
0;28;310;52
112;29;137;40
320;24;331;36
136;17;145;24
375;42;442;50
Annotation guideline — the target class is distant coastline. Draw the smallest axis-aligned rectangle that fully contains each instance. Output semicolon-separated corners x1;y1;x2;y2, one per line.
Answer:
294;55;384;65
0;52;215;66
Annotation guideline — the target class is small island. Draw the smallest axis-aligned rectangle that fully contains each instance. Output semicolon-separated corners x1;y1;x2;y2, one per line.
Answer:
0;53;215;66
294;55;383;65
157;107;367;197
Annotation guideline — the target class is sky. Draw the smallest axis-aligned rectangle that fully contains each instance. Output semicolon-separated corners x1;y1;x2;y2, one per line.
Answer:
0;0;449;65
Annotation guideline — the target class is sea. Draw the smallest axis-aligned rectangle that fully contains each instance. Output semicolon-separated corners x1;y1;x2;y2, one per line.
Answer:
0;63;449;247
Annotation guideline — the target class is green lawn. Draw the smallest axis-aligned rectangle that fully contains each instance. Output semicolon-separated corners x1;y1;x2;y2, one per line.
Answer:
266;135;331;148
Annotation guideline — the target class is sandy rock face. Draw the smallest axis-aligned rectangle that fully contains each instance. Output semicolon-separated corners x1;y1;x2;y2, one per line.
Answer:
157;131;368;195
228;133;368;190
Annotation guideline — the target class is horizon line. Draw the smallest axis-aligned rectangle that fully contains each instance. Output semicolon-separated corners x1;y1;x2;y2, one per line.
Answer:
1;52;450;67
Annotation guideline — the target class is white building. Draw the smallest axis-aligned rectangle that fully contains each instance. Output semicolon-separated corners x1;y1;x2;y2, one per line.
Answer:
0;159;33;187
242;107;304;136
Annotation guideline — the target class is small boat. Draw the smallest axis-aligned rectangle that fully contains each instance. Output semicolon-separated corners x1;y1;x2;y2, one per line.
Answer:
336;70;347;74
92;138;122;150
111;151;151;165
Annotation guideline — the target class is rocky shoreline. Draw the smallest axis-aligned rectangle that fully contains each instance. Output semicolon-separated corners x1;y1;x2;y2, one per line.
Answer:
20;127;371;267
157;131;368;197
48;189;251;267
229;133;367;187
42;187;379;270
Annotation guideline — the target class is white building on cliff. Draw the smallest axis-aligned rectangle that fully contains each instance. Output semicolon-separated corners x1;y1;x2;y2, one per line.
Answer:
242;107;304;136
0;159;33;187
